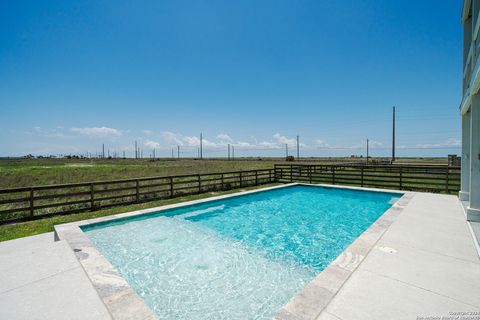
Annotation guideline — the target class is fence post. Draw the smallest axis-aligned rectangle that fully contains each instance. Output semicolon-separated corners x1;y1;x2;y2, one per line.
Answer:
309;166;312;183
399;167;403;190
332;166;336;185
274;166;280;181
90;183;95;211
255;170;258;185
445;168;449;193
169;177;174;198
198;175;202;193
239;172;243;187
290;165;293;182
135;179;140;203
29;188;34;217
221;173;225;190
360;167;364;187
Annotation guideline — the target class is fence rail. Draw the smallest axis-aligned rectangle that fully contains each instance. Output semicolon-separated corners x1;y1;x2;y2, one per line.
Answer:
0;169;275;225
274;164;460;194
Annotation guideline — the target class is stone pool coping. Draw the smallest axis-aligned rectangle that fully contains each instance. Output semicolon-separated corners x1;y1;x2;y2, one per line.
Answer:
54;183;412;320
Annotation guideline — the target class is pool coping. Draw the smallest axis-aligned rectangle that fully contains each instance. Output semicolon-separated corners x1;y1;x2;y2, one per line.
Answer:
53;183;412;320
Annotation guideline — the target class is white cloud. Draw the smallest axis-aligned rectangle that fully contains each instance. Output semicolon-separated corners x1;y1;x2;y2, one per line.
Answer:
144;140;160;149
257;141;279;149
26;126;71;139
315;139;330;148
161;131;221;148
369;140;383;147
273;133;296;146
442;138;461;147
142;130;153;135
216;133;233;143
235;141;255;148
70;126;122;137
183;136;201;146
411;138;461;149
161;131;185;146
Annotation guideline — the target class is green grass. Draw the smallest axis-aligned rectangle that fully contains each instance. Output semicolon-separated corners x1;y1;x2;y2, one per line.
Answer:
0;183;280;242
0;157;449;189
0;159;275;189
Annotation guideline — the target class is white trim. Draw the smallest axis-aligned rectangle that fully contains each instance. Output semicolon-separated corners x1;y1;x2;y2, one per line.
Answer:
463;0;472;22
467;221;480;257
474;10;480;41
461;88;471;115
464;44;473;78
460;200;480;258
460;51;480;115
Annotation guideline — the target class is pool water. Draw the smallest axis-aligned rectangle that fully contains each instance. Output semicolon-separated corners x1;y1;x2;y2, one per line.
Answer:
83;185;400;320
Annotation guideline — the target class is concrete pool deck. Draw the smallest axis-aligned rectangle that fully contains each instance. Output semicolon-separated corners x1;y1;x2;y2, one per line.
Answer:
315;192;480;320
1;186;479;320
0;232;112;320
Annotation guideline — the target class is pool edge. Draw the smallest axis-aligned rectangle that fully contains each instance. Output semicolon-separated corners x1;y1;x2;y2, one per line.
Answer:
54;183;411;320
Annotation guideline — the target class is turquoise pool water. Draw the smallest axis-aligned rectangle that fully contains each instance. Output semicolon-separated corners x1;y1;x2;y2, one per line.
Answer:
83;185;401;320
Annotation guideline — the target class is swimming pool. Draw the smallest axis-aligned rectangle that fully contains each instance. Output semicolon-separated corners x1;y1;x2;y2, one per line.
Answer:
82;185;401;320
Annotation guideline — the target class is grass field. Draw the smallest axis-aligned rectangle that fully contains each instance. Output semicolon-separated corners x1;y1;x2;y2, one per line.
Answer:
0;157;449;189
0;159;274;189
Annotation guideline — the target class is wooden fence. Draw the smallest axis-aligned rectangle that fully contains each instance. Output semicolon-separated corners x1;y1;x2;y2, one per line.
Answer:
274;164;460;194
0;164;462;225
0;169;275;225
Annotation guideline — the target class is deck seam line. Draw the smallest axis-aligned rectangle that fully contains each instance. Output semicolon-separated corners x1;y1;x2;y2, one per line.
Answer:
376;238;480;264
0;265;80;296
362;269;480;309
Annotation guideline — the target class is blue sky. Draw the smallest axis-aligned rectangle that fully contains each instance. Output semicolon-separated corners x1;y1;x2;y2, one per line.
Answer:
0;0;463;158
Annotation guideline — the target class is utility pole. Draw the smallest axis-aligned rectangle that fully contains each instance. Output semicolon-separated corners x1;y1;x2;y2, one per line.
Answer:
123;151;125;159
171;148;174;159
296;135;300;160
366;139;369;164
177;145;180;160
153;148;156;160
232;145;235;160
228;144;231;160
392;106;396;162
135;141;138;159
102;144;105;159
285;144;289;158
200;133;203;160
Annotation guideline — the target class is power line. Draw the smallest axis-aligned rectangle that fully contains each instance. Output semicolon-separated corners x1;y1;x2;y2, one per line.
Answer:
200;133;203;159
392;106;396;162
296;135;300;159
366;139;369;163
